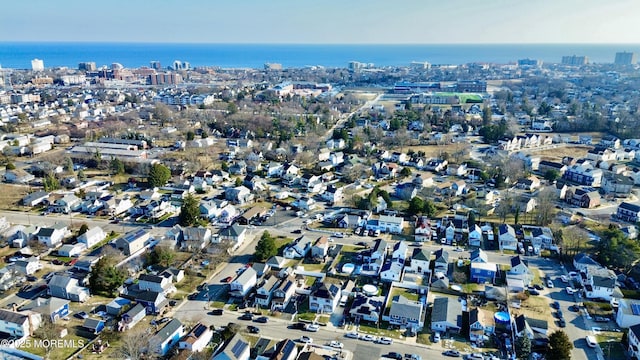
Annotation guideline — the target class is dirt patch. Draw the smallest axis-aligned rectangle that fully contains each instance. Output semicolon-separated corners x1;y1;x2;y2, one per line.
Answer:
0;184;31;210
533;145;592;162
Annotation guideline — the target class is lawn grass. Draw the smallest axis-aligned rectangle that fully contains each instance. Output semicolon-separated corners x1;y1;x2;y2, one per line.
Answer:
584;301;614;316
357;323;404;339
390;287;419;302
23;331;89;359
300;262;326;272
595;331;625;360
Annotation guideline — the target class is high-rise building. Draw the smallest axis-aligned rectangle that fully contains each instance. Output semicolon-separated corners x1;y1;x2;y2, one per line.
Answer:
615;52;637;66
517;58;543;67
172;60;190;71
150;61;162;70
78;62;96;71
31;58;44;71
561;55;588;66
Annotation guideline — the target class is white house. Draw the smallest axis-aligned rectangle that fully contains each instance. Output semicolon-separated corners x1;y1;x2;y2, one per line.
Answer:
36;223;68;248
178;322;213;353
230;267;257;298
254;276;279;308
468;224;483;247
431;297;461;333
377;215;405;234
283;236;313;259
12;257;43;275
380;261;403;282
498;224;518;251
0;309;41;337
77;227;106;248
138;274;174;295
309;282;341;314
410;248;430;274
58;243;86;257
616;299;640;328
508;256;532;285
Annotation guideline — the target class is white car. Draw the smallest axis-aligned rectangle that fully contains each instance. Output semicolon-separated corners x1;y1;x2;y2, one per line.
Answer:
585;335;597;348
305;324;320;332
433;332;441;343
299;336;313;344
566;287;576;294
329;341;344;349
547;279;554;288
376;337;393;345
361;334;376;342
345;332;359;339
560;275;569;283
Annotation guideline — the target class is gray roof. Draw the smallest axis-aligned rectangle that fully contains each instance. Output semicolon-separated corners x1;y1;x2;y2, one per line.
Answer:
20;297;69;315
389;295;423;320
123;303;146;319
0;309;28;324
48;274;75;288
412;248;430;261
431;297;461;326
234;267;257;285
154;318;182;342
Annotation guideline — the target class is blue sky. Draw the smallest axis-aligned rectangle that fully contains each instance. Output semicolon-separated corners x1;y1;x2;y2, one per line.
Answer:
1;0;639;43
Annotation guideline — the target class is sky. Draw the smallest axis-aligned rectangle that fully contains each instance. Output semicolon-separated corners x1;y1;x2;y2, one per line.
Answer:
1;0;640;44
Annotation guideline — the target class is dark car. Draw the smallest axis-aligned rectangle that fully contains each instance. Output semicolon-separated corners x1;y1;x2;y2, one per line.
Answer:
254;316;268;323
169;300;178;306
26;275;37;282
533;284;544;290
386;353;402;360
289;322;306;330
528;289;540;296
247;325;260;334
594;316;610;323
239;313;253;321
52;259;63;265
74;311;88;319
442;350;461;358
292;229;302;234
552;301;560;309
188;293;198;300
210;309;224;316
558;319;566;327
555;310;563;319
569;305;579;312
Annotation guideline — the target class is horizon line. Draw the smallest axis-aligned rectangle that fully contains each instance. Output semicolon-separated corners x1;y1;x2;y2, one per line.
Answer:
1;41;640;46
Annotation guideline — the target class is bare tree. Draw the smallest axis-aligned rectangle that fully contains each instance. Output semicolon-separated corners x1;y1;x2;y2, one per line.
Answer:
114;327;152;360
33;319;58;357
535;187;556;226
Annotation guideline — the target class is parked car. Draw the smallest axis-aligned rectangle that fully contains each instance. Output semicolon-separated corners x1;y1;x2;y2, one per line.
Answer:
433;332;441;343
305;324;319;332
75;311;88;319
594;316;609;323
247;325;260;334
547;279;554;288
566;287;576;295
26;275;37;282
329;341;344;349
442;350;461;358
299;336;313;344
558;319;566;327
361;334;376;342
568;304;579;312
222;276;234;283
169;300;178;306
345;332;359;339
528;289;540;296
254;316;268;323
585;335;597;347
386;353;402;360
239;313;253;321
533;284;543;290
210;309;223;316
552;301;560;309
555;310;563;319
377;337;393;345
290;322;306;330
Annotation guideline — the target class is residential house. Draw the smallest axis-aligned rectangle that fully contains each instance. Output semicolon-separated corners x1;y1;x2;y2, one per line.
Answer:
522;226;554;250
77;227;106;248
228;161;247;176
255;276;280;308
113;229;149;256
516;196;537;213
578;267;618;301
36;223;68;248
47;274;90;302
311;236;329;259
379;261;404;282
58;243;86;257
3;169;35;184
349;294;384;323
119;303;146;331
22;191;49;207
225;186;253;205
448;163;468;177
555;182;569;200
367;238;388;262
409;248;430;274
508;256;532;285
616;299;640;328
179;322;213;353
230;267;257;298
426;159;448;172
467;308;486;342
498;224;518;251
266;256;288;270
295;197;316;211
563;161;603;187
627;324;640;360
106;297;131;316
309;282;341;313
414;216;432;242
388;295;425;331
181;227;212;251
217;224;248;250
82;318;105;334
252;263;271;278
431;297;462;333
433;248;449;274
237;206;267;225
13;257;42;275
566;187;601;208
20;297;69;323
283;236;313;259
321;184;344;204
213;333;251;360
468;224;483;247
470;249;488;263
516;175;541;191
376;215;405;234
51;193;81;213
538;160;567;176
573;253;602;273
138;274;174;295
0;309;41;337
149;319;184;356
337;213;363;229
271;275;297;311
392;241;408;261
617;202;640;222
602;173;634;197
470;262;497;284
135;291;167;315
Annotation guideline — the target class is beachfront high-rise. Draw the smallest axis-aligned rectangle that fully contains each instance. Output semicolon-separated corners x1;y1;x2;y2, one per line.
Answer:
31;58;44;71
561;55;588;66
150;61;162;70
78;62;96;71
615;52;637;66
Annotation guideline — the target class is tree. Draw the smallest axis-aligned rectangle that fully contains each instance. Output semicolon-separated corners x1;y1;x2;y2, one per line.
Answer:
89;256;128;296
407;197;425;215
148;245;176;268
535;187;557;226
544;169;560;182
400;167;412;178
34;318;59;357
254;231;277;261
5;162;15;170
482;106;492;126
78;223;89;236
468;211;477;228
547;330;573;360
515;335;531;360
43;174;60;192
110;157;125;175
115;327;151;360
64;157;74;174
148;163;171;188
77;168;87;181
179;194;201;226
186;130;195;141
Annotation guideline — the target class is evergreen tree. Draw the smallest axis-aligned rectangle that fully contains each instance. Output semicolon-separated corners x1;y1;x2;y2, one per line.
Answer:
179;194;201;226
254;231;277;261
515;335;531;360
110;157;125;175
148;163;171;188
547;330;573;360
78;224;89;236
89;256;127;296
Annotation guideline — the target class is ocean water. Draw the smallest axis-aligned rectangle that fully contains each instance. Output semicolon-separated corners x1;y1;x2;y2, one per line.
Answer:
0;42;639;70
